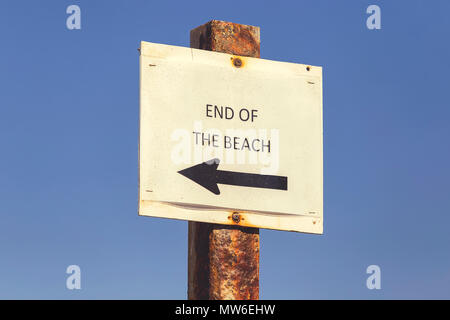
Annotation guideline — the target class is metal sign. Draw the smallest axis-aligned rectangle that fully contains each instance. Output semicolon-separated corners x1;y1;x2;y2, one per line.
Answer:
139;41;323;234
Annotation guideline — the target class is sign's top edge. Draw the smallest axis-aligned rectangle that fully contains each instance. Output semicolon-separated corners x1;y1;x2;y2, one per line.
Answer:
139;41;322;77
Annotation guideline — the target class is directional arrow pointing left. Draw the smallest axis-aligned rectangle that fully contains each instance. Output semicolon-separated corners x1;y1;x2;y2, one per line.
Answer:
178;158;288;195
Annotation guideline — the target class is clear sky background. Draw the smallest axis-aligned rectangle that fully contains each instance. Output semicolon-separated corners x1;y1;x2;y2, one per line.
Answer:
0;0;449;299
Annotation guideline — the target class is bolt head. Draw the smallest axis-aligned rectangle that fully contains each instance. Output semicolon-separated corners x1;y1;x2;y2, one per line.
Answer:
233;58;242;68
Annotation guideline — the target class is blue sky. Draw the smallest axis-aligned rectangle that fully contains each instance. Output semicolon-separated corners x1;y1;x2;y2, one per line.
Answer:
0;0;449;299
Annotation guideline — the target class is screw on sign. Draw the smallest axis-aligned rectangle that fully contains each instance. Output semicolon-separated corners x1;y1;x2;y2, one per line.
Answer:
233;57;243;68
232;212;240;223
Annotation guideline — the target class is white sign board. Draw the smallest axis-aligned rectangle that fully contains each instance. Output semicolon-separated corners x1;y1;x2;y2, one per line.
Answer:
139;41;323;234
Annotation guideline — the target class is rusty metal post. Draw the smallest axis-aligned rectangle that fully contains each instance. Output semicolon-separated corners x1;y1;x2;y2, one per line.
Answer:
188;20;260;300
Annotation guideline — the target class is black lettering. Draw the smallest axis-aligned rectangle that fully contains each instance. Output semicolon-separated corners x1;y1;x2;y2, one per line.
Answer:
206;104;213;118
202;133;211;146
233;137;240;150
192;131;201;145
251;109;258;122
214;105;223;119
224;136;232;149
212;134;219;147
225;107;234;120
252;139;260;152
242;138;250;151
261;139;271;153
239;108;250;121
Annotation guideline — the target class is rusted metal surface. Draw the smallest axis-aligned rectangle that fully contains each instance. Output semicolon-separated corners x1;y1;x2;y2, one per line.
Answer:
190;20;260;58
188;20;260;300
188;220;260;300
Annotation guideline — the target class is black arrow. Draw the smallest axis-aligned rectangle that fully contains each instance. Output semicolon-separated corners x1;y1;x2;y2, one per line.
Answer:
178;158;288;195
